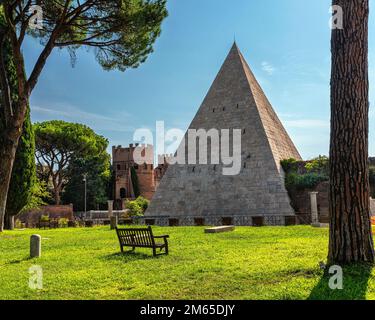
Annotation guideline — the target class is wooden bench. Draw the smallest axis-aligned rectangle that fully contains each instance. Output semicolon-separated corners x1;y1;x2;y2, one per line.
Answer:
115;226;169;256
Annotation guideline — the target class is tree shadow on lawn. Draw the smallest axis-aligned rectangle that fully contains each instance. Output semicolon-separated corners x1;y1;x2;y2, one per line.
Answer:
103;251;161;263
308;263;374;300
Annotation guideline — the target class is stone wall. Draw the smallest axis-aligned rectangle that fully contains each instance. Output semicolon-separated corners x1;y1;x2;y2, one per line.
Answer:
135;215;294;227
18;204;74;227
287;181;329;223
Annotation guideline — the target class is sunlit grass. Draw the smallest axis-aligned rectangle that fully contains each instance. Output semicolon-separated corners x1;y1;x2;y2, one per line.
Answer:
0;226;373;300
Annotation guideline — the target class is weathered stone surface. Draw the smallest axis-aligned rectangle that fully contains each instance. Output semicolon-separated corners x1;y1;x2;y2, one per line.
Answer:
309;192;319;225
110;216;118;230
146;43;301;222
205;226;235;233
30;234;41;258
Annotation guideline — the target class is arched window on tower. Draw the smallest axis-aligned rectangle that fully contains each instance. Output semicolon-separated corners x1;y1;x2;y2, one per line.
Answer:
120;188;126;199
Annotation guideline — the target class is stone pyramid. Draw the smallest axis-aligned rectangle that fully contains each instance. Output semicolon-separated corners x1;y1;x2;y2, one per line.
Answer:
146;43;302;225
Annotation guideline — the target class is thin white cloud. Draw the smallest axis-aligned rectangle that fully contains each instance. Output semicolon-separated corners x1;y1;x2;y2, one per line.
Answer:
31;103;137;133
261;61;275;75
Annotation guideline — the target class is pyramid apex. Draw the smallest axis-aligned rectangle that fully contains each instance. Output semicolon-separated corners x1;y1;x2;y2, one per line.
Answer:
230;41;240;52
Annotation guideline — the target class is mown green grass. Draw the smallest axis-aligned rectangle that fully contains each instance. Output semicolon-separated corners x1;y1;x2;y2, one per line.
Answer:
0;226;374;300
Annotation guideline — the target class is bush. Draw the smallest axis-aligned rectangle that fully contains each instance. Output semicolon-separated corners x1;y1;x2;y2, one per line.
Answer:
15;219;25;229
134;196;149;212
280;158;298;173
125;201;143;217
285;173;328;190
40;215;50;222
305;155;329;174
58;218;69;228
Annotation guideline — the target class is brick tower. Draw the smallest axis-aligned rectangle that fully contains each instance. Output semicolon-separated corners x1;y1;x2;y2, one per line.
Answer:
112;144;155;209
145;43;302;226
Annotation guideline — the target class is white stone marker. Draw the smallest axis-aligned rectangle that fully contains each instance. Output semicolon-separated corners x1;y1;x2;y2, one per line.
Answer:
30;234;41;258
309;192;320;227
107;200;114;218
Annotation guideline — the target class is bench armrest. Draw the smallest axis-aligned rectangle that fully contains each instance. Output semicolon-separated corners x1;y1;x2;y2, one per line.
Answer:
154;235;169;239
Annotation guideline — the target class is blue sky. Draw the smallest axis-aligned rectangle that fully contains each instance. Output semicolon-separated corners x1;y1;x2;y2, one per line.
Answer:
26;0;375;160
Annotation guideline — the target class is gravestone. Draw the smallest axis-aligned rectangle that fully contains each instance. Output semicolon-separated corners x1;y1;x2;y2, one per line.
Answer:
310;192;320;227
30;234;41;258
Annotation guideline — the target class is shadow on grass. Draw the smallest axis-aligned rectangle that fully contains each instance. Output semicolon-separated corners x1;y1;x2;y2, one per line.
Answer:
6;255;33;265
308;263;373;300
103;251;160;263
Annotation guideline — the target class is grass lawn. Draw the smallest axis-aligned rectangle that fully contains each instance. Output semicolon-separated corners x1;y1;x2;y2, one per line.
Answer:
0;225;374;300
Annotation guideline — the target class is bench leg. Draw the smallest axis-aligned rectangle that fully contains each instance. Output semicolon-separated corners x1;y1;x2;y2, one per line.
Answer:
152;248;157;257
165;240;169;255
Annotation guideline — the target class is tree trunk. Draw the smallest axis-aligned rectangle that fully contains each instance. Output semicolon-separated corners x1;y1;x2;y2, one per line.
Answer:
0;128;22;232
54;186;61;205
328;0;374;264
4;214;14;230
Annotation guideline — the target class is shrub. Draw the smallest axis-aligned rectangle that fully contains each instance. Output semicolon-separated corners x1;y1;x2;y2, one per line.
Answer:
134;196;149;212
40;215;50;222
280;158;298;173
285;173;328;190
58;218;69;228
15;219;24;229
125;201;143;217
305;155;329;174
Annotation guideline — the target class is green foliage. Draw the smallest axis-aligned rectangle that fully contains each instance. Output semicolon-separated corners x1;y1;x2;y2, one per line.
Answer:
21;180;51;213
34;120;108;158
34;120;110;204
134;196;149;212
14;219;25;229
6;107;36;217
62;151;111;211
40;215;50;222
305;155;329;174
285;173;328;190
1;11;36;219
58;218;68;228
24;0;168;71
131;167;140;198
281;156;329;191
280;158;298;173
125;201;143;217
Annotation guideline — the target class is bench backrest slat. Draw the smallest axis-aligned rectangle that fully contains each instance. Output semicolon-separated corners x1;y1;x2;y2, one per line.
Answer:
116;226;155;247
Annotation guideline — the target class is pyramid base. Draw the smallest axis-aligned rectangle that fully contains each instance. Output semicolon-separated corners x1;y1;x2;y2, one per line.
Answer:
131;214;297;227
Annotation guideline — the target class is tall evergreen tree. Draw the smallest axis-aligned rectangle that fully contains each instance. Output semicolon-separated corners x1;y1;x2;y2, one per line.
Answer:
0;9;35;230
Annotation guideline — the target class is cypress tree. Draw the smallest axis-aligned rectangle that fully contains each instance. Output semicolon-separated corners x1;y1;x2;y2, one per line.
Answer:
0;11;36;229
131;167;141;198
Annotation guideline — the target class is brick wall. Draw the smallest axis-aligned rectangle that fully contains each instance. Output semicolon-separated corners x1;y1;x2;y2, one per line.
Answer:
18;204;74;227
